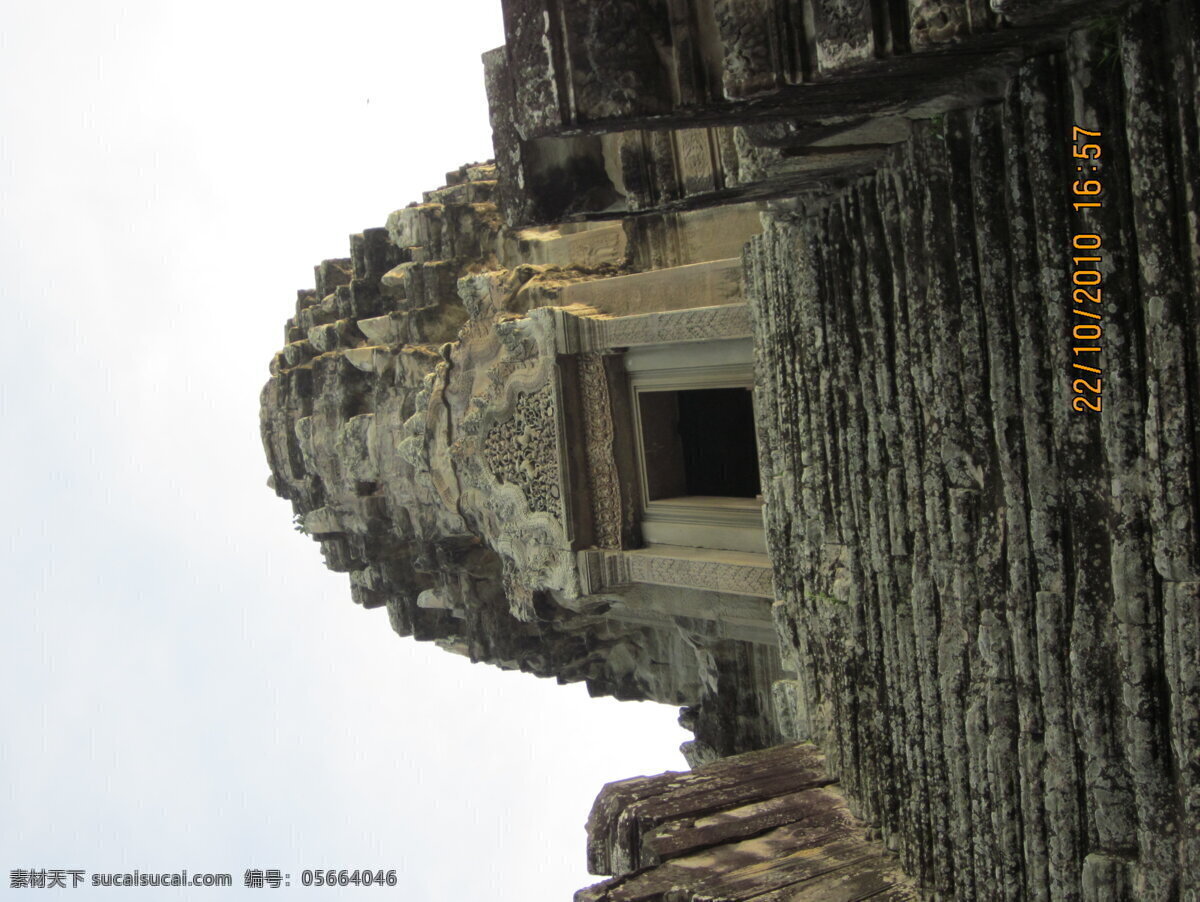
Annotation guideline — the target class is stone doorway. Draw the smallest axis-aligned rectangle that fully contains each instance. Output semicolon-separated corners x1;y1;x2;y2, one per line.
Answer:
638;386;761;500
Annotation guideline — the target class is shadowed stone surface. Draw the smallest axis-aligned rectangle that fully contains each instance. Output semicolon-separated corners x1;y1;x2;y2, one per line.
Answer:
577;743;918;902
747;4;1200;898
484;0;1130;225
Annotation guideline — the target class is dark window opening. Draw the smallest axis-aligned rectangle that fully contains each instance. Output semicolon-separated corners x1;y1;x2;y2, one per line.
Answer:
639;388;761;500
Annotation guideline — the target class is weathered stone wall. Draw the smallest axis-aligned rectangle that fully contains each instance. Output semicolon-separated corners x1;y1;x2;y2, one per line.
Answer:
578;742;918;901
484;0;1131;224
748;3;1200;898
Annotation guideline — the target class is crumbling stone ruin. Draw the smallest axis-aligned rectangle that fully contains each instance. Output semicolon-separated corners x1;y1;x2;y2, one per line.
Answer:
261;0;1200;898
579;743;920;900
261;170;785;763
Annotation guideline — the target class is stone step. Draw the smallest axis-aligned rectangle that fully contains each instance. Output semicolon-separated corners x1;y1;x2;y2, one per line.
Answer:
630;203;764;271
307;319;360;354
314;257;352;299
356;313;403;346
422;179;496;205
560;257;742;317
503;220;629;268
379;261;460;311
386;202;501;261
343;346;394;376
580;742;918;901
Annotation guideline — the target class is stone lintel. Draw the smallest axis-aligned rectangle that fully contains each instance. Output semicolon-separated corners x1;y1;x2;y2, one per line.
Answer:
578;545;775;599
551;302;753;356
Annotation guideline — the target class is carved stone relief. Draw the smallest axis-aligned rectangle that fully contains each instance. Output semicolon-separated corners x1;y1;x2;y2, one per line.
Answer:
909;0;971;48
673;128;720;195
625;551;774;597
553;303;753;353
578;548;775;598
811;0;874;73
440;309;580;618
713;0;779;98
483;385;563;518
578;354;623;549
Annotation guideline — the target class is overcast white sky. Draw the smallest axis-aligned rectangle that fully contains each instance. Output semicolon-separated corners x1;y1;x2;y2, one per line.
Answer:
0;3;689;899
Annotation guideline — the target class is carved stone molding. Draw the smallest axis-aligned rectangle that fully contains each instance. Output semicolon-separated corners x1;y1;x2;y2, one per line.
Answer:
577;549;631;596
578;354;623;548
578;548;775;598
626;550;774;597
713;0;782;98
552;303;753;354
595;303;753;348
811;0;874;74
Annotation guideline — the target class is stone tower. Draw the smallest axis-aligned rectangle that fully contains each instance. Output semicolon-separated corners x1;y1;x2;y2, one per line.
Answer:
262;0;1200;897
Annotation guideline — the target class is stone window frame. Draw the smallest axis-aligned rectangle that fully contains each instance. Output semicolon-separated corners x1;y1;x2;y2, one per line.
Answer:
624;338;767;555
554;303;775;600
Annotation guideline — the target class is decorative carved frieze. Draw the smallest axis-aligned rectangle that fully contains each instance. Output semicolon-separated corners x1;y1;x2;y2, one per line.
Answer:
483;385;563;519
713;0;785;97
626;550;775;597
577;549;631;596
591;303;753;349
810;0;875;74
551;303;753;354
578;548;775;598
578;355;623;549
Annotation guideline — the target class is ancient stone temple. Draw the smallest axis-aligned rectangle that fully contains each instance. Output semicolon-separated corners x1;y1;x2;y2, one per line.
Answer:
261;0;1200;898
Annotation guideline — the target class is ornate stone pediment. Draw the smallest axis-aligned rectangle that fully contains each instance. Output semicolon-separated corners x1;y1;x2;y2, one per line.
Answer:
402;305;580;620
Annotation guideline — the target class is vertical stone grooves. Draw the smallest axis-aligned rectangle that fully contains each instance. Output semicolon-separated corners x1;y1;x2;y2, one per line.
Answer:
747;6;1200;895
875;164;930;881
857;178;905;857
1065;29;1142;902
851;187;885;831
1162;15;1200;859
1123;4;1200;585
901;132;946;889
1120;5;1194;898
942;108;986;902
846;182;888;836
1023;51;1088;902
999;69;1054;902
832;196;867;800
968;99;1028;902
1164;579;1200;896
829;196;853;782
916;121;959;897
